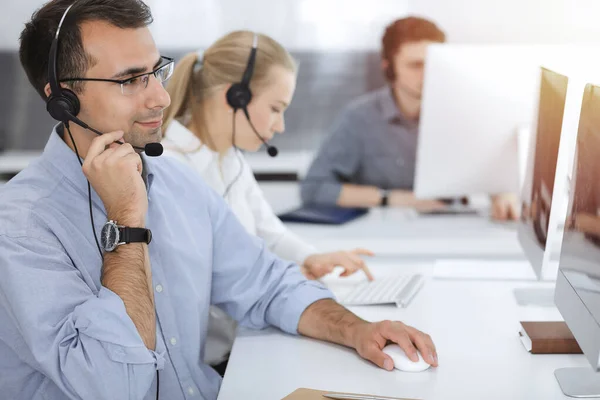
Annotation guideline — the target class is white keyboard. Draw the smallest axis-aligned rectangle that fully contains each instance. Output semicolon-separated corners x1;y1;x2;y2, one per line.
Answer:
339;274;425;307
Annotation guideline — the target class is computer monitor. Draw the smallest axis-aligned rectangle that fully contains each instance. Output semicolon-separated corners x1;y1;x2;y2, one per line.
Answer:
555;83;600;397
414;45;543;199
517;67;569;281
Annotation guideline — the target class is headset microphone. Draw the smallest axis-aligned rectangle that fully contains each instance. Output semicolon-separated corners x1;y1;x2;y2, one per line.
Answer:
226;33;278;158
143;142;164;157
267;144;279;158
64;111;164;156
241;107;278;157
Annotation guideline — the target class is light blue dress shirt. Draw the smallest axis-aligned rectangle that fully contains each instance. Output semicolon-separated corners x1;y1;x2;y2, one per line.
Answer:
0;127;334;400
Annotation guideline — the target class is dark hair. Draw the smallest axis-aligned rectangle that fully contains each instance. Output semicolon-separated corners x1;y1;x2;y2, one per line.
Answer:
19;0;153;100
382;16;446;81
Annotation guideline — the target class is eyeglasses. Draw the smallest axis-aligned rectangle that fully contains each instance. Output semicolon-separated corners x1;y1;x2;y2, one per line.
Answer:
60;56;174;95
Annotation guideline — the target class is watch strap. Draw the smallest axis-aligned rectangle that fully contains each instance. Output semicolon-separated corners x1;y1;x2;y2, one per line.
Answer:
118;227;152;245
380;188;389;207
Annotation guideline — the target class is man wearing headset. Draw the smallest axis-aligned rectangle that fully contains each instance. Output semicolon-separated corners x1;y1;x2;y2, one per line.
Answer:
0;1;437;399
301;17;518;220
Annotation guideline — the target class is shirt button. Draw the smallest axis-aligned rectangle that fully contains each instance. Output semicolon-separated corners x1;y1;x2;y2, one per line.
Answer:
188;387;195;395
155;284;163;293
170;337;177;346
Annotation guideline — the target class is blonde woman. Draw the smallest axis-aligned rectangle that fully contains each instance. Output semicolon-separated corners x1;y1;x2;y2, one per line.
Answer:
161;31;374;372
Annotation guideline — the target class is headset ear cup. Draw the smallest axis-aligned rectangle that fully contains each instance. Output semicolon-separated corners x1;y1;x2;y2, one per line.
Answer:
226;83;252;110
62;88;80;116
46;88;80;123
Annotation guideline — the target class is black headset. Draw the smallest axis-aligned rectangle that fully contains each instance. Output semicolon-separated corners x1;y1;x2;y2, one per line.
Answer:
46;3;80;124
225;33;278;157
45;3;163;156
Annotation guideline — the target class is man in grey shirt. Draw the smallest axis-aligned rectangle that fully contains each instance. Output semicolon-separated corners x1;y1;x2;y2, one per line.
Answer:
301;17;517;220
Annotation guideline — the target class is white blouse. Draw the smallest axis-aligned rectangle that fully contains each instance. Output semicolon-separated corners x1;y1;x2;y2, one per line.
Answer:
162;120;317;266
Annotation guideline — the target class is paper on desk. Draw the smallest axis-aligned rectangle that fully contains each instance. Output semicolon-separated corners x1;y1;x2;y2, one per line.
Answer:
282;388;420;400
433;259;536;280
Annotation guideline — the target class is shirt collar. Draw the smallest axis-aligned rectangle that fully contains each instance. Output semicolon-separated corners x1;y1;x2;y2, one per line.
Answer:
377;86;417;126
43;124;155;207
141;156;154;189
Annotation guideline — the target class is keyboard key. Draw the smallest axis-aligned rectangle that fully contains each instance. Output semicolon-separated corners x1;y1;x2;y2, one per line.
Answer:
341;274;424;308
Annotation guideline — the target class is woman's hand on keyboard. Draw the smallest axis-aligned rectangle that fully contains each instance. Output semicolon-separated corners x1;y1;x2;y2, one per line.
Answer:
351;320;438;371
490;193;519;221
302;249;375;281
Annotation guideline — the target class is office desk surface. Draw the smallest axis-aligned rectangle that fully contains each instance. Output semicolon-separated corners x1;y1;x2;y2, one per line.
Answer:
258;182;524;258
0;150;39;174
218;262;586;400
286;209;523;258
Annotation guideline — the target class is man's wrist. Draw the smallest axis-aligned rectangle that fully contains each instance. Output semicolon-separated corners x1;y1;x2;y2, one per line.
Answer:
379;188;389;207
107;210;146;227
388;190;415;208
345;318;369;349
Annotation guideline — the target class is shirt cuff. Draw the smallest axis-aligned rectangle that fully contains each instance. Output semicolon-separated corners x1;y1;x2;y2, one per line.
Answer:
278;282;335;335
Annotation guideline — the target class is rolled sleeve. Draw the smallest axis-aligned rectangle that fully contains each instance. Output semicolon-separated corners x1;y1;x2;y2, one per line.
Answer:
274;281;335;335
0;236;160;400
303;179;343;206
76;287;164;367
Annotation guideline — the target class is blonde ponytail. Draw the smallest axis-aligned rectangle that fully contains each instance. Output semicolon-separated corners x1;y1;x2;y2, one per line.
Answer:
162;52;199;134
163;31;297;148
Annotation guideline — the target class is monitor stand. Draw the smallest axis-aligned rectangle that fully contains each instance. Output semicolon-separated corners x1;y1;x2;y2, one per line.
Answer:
555;368;600;398
513;286;555;307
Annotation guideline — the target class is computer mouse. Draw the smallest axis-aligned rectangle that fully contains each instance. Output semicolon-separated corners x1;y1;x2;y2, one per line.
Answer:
382;344;431;372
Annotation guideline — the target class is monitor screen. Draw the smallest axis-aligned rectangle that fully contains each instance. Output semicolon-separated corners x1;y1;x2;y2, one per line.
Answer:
517;67;568;275
560;83;600;317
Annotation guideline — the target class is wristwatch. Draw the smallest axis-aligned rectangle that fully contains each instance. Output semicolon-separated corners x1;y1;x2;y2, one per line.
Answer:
101;220;152;252
379;188;390;207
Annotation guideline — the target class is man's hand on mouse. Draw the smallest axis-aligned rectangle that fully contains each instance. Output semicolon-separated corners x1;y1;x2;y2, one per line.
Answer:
350;320;438;371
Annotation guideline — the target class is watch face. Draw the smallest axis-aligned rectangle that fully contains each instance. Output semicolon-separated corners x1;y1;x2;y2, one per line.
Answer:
101;222;119;252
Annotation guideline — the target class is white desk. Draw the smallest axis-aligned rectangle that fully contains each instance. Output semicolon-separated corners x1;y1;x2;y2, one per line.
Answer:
0;151;39;175
218;261;587;400
287;209;523;258
258;182;523;258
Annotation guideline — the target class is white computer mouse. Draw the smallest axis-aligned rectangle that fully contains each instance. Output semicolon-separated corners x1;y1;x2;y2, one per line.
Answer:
382;344;431;372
